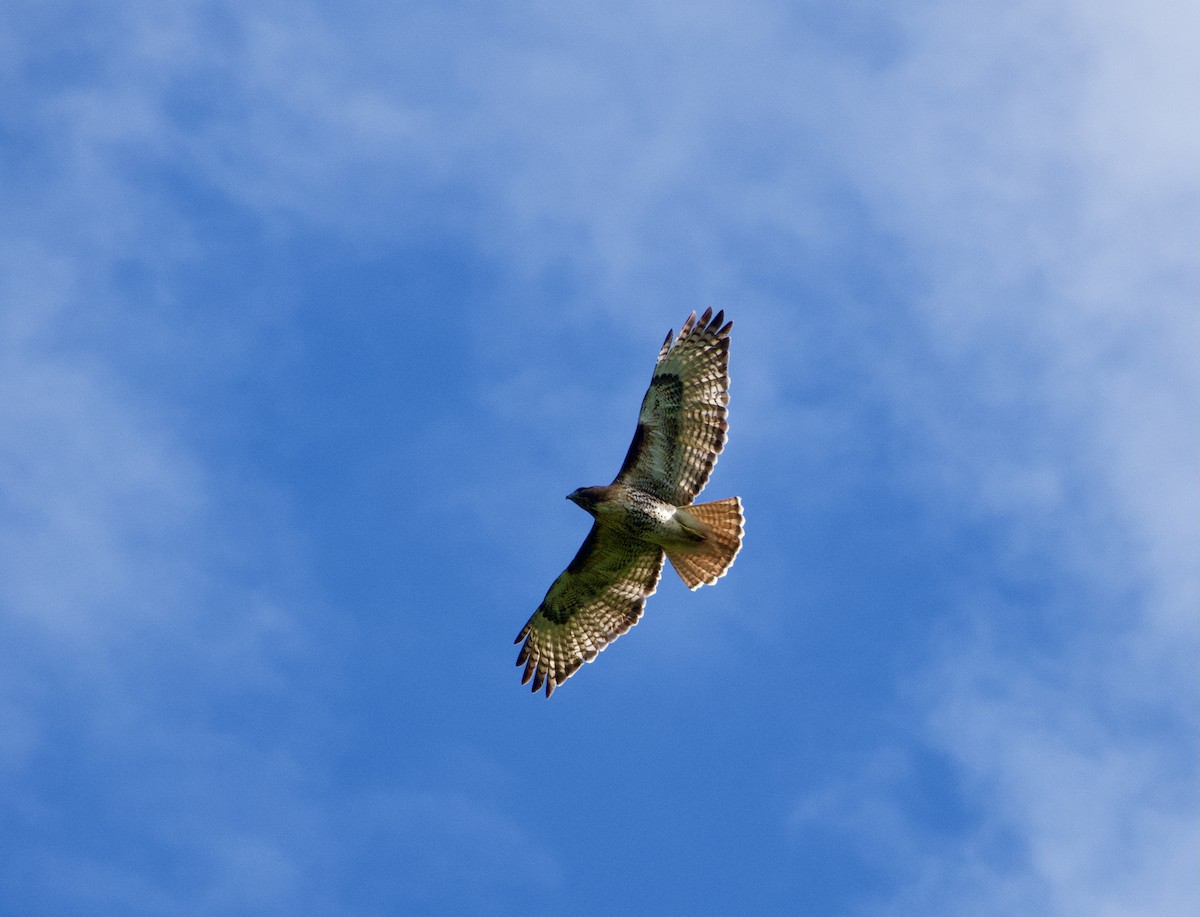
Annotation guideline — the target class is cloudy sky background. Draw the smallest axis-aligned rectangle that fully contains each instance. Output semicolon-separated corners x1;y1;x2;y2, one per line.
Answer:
1;1;1197;913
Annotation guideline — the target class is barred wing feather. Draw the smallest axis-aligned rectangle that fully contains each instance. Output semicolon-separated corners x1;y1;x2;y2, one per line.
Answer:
614;308;732;505
514;524;665;697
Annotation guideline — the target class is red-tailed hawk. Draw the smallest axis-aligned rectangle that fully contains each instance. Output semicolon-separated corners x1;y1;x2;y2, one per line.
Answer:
515;308;744;697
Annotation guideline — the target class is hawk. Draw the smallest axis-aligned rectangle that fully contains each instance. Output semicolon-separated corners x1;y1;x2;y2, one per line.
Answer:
515;308;744;697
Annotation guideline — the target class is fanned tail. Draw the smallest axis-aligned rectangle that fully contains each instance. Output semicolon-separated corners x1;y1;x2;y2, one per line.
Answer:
666;497;744;590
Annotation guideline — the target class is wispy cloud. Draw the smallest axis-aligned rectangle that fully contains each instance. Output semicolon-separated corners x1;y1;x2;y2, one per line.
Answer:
0;233;326;910
2;6;567;909
780;1;1199;912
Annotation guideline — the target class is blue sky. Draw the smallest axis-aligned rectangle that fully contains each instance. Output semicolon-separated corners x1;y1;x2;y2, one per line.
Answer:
1;1;1197;914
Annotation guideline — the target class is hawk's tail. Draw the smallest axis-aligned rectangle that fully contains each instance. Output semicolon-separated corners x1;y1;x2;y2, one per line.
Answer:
666;497;744;590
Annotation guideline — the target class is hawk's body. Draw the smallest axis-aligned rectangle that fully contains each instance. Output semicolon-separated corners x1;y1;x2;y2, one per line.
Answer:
515;309;744;697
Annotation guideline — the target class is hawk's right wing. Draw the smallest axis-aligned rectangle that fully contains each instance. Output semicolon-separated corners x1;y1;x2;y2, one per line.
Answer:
614;308;732;505
515;524;665;697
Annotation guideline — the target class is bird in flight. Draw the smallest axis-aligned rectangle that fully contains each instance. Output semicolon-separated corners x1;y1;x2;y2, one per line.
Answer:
515;308;744;697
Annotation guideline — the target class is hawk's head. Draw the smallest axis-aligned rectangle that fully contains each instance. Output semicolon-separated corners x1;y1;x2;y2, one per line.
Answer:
566;486;604;514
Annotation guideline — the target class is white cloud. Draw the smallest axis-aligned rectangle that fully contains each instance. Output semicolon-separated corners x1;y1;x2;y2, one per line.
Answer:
0;234;322;905
780;0;1200;911
0;9;567;908
918;641;1200;916
0;15;325;900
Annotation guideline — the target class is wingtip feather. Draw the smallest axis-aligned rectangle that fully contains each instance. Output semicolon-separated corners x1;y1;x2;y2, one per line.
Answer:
679;311;698;338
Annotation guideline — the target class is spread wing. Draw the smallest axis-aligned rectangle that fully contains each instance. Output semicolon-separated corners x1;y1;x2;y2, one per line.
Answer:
614;308;732;505
515;524;665;697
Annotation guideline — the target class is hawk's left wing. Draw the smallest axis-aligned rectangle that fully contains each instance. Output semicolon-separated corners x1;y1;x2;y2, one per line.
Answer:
515;524;665;697
614;308;732;505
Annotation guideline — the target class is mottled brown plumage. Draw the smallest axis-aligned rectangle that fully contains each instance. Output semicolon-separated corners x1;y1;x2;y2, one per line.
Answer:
515;309;744;697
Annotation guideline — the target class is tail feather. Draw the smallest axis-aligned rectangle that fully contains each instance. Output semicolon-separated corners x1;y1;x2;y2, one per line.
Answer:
666;497;744;590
